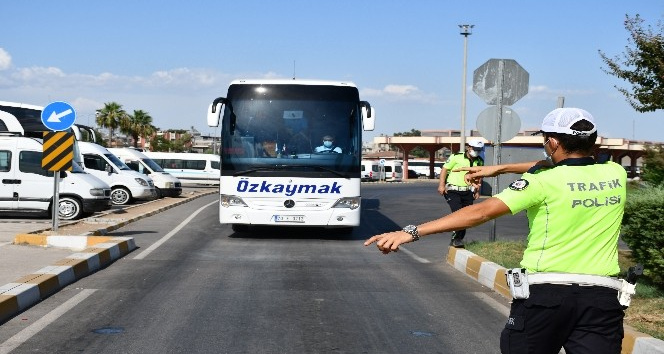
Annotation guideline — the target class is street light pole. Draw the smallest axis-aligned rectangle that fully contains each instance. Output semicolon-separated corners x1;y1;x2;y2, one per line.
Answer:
459;24;474;150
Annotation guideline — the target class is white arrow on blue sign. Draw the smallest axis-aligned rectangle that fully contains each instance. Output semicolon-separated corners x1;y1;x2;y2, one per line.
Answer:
41;101;77;131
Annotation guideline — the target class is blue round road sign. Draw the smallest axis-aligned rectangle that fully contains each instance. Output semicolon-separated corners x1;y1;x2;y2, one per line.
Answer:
41;101;76;131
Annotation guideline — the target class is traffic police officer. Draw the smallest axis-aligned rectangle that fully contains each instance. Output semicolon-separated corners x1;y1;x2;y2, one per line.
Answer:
438;139;484;247
365;107;628;354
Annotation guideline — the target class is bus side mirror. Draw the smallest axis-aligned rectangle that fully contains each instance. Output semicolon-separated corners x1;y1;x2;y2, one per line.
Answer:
105;164;113;174
362;106;375;131
207;103;222;127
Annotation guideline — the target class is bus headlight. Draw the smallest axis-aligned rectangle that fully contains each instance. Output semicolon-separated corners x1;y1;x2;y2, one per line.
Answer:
220;194;248;208
165;182;174;188
332;197;360;210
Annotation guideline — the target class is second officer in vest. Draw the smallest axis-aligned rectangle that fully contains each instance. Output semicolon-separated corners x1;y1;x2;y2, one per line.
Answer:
438;139;484;247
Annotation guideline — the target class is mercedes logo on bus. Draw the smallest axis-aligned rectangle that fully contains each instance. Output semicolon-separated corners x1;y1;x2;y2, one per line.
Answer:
284;200;295;208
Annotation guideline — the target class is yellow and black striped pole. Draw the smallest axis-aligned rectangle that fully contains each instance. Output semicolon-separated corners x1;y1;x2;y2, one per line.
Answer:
42;131;74;232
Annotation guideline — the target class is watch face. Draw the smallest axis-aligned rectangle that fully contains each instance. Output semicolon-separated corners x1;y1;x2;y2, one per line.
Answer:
404;225;416;233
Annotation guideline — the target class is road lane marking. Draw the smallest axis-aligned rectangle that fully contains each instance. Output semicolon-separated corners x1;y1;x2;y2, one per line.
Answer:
399;247;431;263
471;292;509;317
133;201;217;260
0;289;97;354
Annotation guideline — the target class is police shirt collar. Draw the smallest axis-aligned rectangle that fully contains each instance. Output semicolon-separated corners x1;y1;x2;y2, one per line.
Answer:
527;157;595;174
554;156;596;167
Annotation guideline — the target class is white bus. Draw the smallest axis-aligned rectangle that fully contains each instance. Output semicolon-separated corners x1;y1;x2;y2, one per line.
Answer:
143;152;220;185
207;79;375;232
405;159;444;178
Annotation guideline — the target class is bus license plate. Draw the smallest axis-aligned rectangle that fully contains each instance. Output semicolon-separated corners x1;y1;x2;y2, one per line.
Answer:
275;215;305;223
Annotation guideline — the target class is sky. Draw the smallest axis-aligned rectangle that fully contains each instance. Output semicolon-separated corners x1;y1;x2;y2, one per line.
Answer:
1;1;662;143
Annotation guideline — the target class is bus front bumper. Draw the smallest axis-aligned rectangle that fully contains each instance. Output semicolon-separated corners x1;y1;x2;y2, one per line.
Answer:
220;207;360;227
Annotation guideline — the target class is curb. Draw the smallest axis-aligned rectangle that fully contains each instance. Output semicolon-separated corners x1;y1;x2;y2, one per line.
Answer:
0;190;216;324
0;237;135;323
446;247;664;354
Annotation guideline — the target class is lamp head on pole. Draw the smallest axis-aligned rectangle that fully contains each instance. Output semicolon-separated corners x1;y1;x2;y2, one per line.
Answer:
459;24;474;36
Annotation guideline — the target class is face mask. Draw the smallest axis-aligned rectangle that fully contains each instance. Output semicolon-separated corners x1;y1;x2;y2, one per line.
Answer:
323;141;333;148
542;139;552;163
469;150;478;158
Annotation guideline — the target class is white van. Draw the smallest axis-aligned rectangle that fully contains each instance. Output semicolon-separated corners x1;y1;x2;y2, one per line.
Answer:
108;148;182;198
78;142;157;205
0;134;112;220
361;160;379;181
143;152;220;185
379;160;403;182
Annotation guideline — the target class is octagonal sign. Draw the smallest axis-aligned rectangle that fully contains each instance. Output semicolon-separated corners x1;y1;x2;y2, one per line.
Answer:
473;59;529;106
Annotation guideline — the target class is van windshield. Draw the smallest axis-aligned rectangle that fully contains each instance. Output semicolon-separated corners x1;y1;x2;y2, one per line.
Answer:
104;153;132;170
141;158;164;172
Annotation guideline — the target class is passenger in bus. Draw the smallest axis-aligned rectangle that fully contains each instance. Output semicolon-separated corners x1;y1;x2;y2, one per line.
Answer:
314;135;342;153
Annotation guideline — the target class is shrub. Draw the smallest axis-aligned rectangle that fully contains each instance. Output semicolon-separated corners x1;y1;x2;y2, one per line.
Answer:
622;187;664;284
642;144;664;186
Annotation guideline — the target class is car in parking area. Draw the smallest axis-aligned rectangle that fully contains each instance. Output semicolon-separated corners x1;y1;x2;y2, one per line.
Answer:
407;169;420;179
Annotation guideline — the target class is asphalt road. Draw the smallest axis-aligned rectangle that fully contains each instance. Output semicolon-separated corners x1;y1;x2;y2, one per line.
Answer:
0;182;528;354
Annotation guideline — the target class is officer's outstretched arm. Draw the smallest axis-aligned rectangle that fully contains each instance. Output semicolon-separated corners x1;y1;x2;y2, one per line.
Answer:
454;160;551;185
364;198;511;254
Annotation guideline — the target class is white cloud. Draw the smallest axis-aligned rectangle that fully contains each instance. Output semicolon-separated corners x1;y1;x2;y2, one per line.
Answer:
0;48;11;70
360;84;437;103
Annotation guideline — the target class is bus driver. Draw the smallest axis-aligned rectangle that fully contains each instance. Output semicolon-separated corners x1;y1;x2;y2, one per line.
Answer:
314;135;342;153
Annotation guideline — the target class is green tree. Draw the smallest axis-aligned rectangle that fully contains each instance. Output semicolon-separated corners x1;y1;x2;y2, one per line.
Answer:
150;135;171;152
642;144;664;186
393;129;428;158
95;102;128;146
599;14;664;112
171;133;193;152
120;109;157;148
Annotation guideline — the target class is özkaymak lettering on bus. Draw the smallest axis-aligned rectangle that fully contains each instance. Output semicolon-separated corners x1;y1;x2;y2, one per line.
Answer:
236;180;342;196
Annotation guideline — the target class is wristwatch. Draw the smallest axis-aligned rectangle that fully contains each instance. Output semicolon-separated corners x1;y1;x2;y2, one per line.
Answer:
402;225;420;241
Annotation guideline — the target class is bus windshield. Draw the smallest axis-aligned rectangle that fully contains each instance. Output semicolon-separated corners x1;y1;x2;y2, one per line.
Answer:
219;84;361;178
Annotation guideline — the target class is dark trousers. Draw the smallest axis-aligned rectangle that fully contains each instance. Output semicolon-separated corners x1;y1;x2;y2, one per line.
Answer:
445;190;475;239
500;284;624;354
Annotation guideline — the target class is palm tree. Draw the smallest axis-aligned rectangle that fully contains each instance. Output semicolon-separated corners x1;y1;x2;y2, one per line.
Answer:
95;102;128;146
121;109;156;148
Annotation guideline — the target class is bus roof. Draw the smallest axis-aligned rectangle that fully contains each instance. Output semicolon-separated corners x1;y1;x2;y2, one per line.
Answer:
0;100;44;111
229;79;357;88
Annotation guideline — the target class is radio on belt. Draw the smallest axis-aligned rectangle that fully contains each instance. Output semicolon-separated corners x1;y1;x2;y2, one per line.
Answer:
506;268;530;299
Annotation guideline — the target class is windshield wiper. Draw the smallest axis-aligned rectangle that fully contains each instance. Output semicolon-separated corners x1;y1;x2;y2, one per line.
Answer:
292;165;348;179
233;166;285;176
233;165;348;178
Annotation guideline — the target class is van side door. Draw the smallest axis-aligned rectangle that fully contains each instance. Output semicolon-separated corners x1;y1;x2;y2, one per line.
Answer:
82;153;113;183
15;150;53;212
0;146;18;210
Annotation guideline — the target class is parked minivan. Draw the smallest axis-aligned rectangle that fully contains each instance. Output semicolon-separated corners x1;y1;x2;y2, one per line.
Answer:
108;148;182;198
379;160;403;182
78;142;157;205
0;134;112;220
361;160;379;181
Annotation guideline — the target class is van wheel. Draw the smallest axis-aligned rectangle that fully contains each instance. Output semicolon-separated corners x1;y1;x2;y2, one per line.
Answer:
59;197;82;220
155;187;163;198
111;187;132;205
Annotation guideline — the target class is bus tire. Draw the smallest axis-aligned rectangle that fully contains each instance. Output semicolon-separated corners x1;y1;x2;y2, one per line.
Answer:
232;224;249;233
